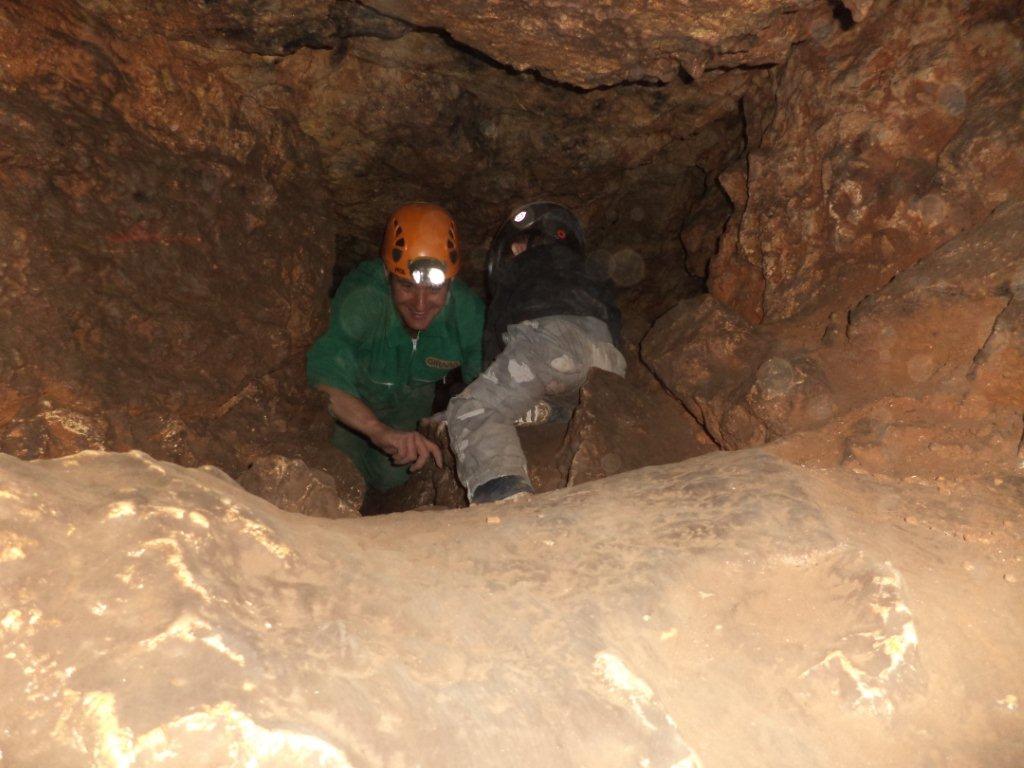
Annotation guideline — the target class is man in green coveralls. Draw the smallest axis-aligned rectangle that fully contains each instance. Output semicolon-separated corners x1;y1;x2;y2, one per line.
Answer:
307;203;484;491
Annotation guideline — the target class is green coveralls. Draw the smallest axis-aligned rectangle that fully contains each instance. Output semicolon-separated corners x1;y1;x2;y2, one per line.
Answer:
307;260;484;490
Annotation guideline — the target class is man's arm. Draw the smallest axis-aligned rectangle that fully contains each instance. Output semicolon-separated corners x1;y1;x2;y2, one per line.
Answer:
318;385;441;471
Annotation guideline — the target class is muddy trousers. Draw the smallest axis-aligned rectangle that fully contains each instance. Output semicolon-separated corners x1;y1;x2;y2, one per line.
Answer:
447;315;626;501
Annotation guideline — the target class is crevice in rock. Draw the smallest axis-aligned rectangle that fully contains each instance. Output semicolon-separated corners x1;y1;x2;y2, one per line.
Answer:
347;0;677;93
967;291;1015;379
638;343;725;450
829;0;857;31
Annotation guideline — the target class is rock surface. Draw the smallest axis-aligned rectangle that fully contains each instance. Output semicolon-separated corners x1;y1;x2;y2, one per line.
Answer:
0;0;755;494
646;196;1024;480
641;0;1024;481
1;449;1022;766
708;0;1024;324
237;455;362;519
559;369;716;485
0;0;347;487
362;0;852;87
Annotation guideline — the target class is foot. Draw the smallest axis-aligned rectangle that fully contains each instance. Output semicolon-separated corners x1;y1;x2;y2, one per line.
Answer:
472;475;534;504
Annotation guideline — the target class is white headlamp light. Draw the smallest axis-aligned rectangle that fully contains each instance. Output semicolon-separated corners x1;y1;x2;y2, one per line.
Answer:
411;265;447;287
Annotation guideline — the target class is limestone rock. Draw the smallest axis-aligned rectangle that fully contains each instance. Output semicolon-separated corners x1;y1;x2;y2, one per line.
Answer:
560;369;716;485
642;295;771;449
1;449;1021;765
237;455;361;519
362;0;850;87
708;0;1024;324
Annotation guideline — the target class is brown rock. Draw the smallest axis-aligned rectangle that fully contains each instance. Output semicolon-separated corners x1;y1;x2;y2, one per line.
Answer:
362;0;845;87
560;369;716;486
745;356;836;439
642;295;771;448
2;448;1022;765
237;455;361;519
707;0;1024;324
680;182;731;280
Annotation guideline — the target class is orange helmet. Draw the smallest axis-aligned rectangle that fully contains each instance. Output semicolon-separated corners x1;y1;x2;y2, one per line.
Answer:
381;203;460;286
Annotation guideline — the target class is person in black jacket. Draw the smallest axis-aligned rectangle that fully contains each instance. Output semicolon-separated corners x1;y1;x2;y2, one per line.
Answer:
446;202;626;503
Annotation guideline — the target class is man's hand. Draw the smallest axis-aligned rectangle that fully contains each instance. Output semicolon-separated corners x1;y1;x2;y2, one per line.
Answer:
369;426;443;471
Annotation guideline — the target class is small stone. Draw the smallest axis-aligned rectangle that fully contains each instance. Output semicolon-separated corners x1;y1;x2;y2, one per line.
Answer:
486;516;501;525
1004;573;1018;583
904;515;918;525
962;561;975;572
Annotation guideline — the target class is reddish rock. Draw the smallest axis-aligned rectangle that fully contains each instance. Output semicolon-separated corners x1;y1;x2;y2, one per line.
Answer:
362;0;849;87
560;369;716;485
831;200;1024;478
642;295;771;449
708;0;1024;324
238;455;361;519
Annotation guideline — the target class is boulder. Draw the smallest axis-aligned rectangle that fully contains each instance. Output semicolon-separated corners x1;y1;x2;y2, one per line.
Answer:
237;455;361;519
642;295;771;448
560;369;716;485
1;448;1021;765
707;0;1024;324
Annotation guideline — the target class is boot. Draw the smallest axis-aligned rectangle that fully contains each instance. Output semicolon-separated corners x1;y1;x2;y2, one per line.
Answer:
472;475;534;504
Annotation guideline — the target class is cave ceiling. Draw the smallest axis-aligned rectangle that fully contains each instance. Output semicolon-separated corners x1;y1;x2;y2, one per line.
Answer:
39;0;861;287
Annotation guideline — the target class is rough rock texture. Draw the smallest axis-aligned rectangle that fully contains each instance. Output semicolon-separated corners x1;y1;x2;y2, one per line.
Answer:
0;1;354;489
0;0;761;498
362;0;855;87
646;201;1024;479
559;369;716;485
644;295;771;448
2;449;1022;765
708;0;1024;324
237;455;362;519
274;31;747;287
645;0;1024;481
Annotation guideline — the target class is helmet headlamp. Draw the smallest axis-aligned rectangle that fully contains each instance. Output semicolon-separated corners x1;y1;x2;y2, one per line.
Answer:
409;260;448;287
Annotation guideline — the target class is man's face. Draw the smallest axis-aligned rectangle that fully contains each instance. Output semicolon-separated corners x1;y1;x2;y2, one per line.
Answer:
390;276;449;332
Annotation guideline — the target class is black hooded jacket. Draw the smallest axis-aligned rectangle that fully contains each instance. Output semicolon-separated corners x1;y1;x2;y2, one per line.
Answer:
483;242;622;366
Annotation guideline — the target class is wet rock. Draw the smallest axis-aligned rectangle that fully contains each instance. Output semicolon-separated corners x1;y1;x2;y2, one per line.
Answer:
237;455;361;519
560;369;716;485
1;448;1021;765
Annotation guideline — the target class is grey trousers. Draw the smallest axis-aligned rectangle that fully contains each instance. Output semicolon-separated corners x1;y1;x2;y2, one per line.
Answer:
447;315;626;500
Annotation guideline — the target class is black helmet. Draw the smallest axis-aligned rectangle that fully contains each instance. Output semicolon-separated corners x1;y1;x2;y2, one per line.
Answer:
487;202;585;279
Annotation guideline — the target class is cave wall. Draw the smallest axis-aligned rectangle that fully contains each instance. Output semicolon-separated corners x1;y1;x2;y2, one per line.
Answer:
0;2;343;476
645;0;1024;480
709;0;1024;325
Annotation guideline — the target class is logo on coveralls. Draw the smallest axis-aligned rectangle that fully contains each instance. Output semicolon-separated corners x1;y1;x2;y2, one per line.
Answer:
426;357;460;370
